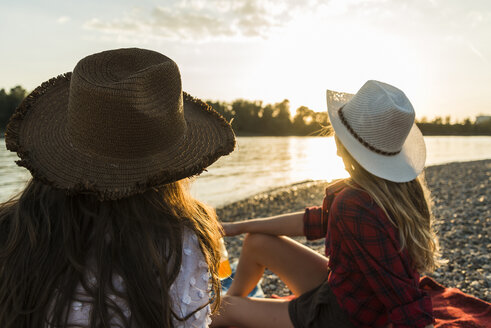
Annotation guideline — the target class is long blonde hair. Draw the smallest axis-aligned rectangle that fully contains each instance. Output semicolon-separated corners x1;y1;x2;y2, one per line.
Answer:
335;137;442;272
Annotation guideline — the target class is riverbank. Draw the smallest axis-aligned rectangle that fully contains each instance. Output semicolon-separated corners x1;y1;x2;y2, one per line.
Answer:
216;159;491;302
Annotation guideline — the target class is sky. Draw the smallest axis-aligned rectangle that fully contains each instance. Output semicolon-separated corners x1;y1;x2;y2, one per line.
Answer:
1;0;490;121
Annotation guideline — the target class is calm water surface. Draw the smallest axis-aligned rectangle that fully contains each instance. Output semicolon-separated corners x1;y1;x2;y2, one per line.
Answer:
1;136;490;207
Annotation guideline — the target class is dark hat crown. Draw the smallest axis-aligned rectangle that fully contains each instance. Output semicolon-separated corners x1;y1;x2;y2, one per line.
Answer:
66;48;186;158
6;47;235;200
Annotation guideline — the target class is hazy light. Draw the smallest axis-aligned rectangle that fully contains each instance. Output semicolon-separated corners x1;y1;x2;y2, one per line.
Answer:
287;137;349;181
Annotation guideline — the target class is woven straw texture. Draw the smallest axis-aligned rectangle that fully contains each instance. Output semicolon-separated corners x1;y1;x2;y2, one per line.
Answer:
341;81;415;153
326;80;426;183
5;48;235;200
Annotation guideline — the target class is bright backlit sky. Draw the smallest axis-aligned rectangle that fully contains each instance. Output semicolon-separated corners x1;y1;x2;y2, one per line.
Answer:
1;0;490;121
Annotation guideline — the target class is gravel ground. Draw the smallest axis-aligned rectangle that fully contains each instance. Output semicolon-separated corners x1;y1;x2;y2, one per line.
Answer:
216;159;491;302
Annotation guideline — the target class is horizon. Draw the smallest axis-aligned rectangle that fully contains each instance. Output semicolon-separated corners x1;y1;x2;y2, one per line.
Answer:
1;0;490;121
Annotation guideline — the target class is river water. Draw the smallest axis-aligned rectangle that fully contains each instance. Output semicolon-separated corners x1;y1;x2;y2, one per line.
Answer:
1;136;490;207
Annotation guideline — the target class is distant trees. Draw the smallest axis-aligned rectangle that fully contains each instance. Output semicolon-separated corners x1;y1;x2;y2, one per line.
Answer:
206;99;328;136
416;116;491;136
293;106;329;135
0;86;27;133
0;85;490;136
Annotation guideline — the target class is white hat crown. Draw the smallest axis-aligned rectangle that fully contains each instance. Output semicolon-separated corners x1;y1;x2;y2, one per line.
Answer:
326;80;425;183
340;80;415;154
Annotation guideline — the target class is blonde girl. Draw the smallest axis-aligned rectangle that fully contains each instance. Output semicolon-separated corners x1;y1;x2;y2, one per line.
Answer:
211;80;440;328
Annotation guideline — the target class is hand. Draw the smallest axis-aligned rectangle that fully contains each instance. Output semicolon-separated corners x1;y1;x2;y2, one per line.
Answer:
221;222;243;236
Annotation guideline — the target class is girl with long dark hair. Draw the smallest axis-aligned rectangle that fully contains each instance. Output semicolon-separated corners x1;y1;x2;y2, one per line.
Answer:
0;48;235;327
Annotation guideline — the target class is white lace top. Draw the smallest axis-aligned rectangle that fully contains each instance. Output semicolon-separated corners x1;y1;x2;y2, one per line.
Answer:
63;229;211;327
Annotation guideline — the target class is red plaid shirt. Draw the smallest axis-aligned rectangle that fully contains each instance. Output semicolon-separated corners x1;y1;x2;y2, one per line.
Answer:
304;180;434;328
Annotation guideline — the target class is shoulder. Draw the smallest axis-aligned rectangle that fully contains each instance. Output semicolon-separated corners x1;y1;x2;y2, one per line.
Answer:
330;186;386;231
331;185;375;211
173;228;208;290
170;228;211;325
181;228;207;267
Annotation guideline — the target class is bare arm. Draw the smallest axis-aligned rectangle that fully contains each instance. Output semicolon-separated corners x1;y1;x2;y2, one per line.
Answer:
222;211;304;237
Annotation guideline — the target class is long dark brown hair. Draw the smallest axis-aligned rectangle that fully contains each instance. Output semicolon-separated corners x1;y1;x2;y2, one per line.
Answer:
0;178;222;327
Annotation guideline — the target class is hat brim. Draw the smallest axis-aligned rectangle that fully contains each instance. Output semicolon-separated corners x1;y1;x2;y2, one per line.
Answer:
326;89;426;183
6;73;235;200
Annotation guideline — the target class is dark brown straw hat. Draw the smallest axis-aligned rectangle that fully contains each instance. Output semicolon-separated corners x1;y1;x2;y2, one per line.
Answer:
5;48;235;200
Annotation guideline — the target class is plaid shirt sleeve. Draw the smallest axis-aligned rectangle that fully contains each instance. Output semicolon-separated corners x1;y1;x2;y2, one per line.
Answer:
303;205;326;240
331;189;434;328
303;179;348;240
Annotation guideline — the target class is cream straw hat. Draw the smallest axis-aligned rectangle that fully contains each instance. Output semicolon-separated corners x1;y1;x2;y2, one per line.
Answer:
327;80;426;182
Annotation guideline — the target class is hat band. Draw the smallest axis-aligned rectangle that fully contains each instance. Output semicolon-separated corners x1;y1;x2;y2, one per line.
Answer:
338;106;401;156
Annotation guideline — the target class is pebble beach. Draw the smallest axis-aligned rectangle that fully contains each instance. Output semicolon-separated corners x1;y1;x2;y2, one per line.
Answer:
216;159;491;302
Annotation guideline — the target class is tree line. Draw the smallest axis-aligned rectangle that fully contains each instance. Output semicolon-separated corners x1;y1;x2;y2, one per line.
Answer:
0;86;27;134
206;99;329;136
206;99;491;136
416;116;491;136
1;85;490;136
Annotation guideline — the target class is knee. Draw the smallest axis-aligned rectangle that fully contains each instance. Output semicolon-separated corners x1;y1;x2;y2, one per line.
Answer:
242;233;277;252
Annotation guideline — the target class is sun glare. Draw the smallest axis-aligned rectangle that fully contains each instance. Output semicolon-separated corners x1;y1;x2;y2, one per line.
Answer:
288;137;349;182
245;7;430;117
